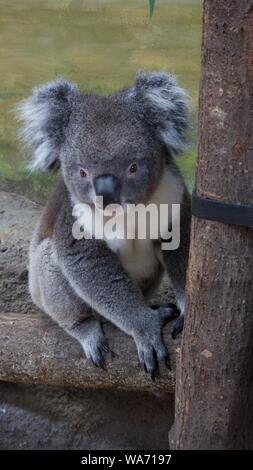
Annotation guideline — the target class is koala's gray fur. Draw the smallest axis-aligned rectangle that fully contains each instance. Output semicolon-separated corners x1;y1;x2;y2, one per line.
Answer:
17;71;191;377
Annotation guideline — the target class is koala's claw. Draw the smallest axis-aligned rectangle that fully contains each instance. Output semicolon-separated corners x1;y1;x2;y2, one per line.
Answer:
82;337;114;369
171;314;184;339
142;358;157;381
142;353;171;382
142;350;170;379
101;343;116;358
137;339;169;379
134;305;180;378
93;355;106;370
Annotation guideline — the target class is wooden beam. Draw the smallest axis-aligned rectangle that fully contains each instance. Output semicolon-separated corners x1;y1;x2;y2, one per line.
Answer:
0;313;178;393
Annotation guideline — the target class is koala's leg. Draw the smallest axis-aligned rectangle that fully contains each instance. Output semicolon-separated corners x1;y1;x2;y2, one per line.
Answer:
162;258;187;339
141;264;180;322
30;240;112;368
162;238;189;339
162;193;191;339
53;204;182;378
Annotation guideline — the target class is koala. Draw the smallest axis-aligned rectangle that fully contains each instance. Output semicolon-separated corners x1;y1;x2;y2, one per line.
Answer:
17;71;191;378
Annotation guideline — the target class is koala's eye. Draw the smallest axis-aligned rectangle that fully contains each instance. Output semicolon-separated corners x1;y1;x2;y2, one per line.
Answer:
79;169;87;178
128;162;138;175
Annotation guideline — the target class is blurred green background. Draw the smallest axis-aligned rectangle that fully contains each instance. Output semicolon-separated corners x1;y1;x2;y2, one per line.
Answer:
0;0;202;202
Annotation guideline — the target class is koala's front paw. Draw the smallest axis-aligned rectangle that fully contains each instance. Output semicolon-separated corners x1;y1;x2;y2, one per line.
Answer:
153;303;184;340
133;305;177;380
171;313;184;339
152;302;180;320
81;334;115;369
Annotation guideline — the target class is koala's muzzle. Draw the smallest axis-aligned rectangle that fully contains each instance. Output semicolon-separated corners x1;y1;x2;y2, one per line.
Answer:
94;175;121;208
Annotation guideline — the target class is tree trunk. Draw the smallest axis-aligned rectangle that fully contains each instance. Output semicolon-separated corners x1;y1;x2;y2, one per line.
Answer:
171;0;253;450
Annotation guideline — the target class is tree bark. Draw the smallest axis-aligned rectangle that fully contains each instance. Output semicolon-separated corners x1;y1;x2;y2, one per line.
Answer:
171;0;253;450
0;313;178;393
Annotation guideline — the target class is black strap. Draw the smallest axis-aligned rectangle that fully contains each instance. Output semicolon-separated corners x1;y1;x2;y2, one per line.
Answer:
192;190;253;229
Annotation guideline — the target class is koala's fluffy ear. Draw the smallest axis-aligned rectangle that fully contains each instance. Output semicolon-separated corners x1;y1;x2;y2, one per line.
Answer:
132;71;189;155
17;79;78;171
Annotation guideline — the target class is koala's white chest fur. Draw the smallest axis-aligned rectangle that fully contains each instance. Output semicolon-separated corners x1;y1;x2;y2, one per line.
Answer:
73;168;183;282
105;170;183;280
106;237;158;281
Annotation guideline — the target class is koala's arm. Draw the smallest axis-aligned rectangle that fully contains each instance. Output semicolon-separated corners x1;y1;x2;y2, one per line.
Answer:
52;196;176;375
162;190;191;338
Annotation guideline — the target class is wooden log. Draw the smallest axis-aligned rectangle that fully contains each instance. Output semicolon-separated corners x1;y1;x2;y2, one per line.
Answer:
0;313;178;393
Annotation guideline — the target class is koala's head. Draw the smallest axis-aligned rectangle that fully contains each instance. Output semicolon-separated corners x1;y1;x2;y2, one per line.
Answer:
17;71;189;209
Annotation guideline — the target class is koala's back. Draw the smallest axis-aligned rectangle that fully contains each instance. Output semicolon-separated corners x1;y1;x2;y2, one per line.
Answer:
28;180;68;308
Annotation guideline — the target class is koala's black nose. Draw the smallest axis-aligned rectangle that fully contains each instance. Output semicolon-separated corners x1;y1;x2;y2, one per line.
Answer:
94;175;121;208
